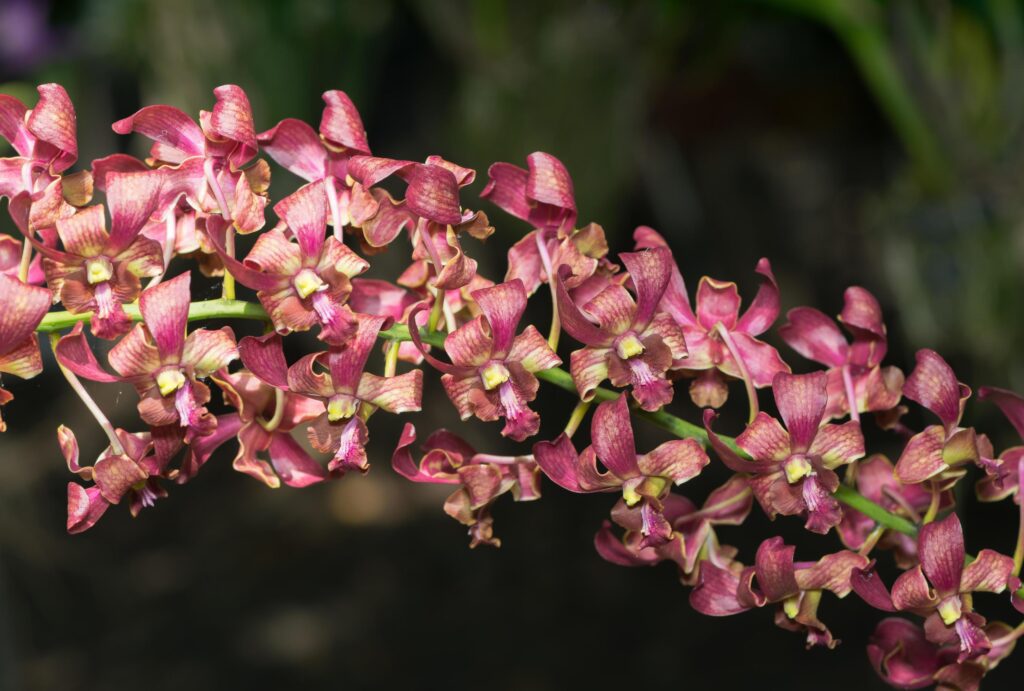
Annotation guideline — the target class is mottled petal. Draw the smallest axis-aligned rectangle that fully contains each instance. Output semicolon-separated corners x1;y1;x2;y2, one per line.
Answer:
582;284;635;335
257;118;327;181
328;314;388;391
28;84;77;171
590;397;640;480
638;438;709;485
778;307;848;368
689;563;752;616
274;181;327;260
112;105;204;163
319;90;370;154
695;277;741;331
55;205;108;257
809;420;865;469
891;566;938;610
734;258;779;336
866;618;943;688
894;426;947;485
508;325;561;373
471;279;526;358
357;370;423;413
772;371;828;452
208;85;257;168
53;322;122;382
795;550;868;596
704;409;778;474
960;549;1014;594
0;274;51;358
182;327;238;377
755;537;799;602
66;484;109;534
106;324;160;379
919;512;964;596
238;332;290;389
105;170;163;255
139;272;190;361
620;248;671;330
736;411;792;463
554;265;612;347
904;349;967;431
568;346;609;402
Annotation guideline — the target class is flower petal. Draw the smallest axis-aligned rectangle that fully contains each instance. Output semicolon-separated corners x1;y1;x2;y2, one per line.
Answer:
268;433;329;488
850;565;897;612
772;371;828;452
106;323;160;379
894;426;947;485
182;327;238;377
208;84;257;168
795;550;868;596
28;84;78;172
704;409;778;473
891;566;938;610
357;370;423;413
695;277;741;331
471;279;526;358
960;549;1014;594
735;258;780;336
638;438;708;484
66;483;109;534
736;411;792;462
620;248;671;330
755;536;799;602
112;105;204;163
55;204;108;257
328;314;389;391
0;274;51;358
139;271;190;361
319;90;370;154
105;170;163;255
689;562;753;616
53;322;122;382
237;333;290;389
568;346;609;402
809;420;865;468
590;397;640;480
274;181;327;260
508;325;561;373
919;513;965;596
480;152;576;231
553;265;612;347
727;332;790;388
778;306;848;368
257;117;327;181
978;386;1024;440
904;349;967;431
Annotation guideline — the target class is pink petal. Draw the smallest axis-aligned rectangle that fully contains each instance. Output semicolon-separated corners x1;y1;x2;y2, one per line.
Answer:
839;286;886;340
904;349;967;431
695;276;741;331
329;313;389;391
268;433;329;488
238;333;290;389
778;307;848;367
960;549;1014;594
894;426;947;485
286;353;334;398
508;325;561;373
704;409;778;473
736;411;792;462
850;565;897;612
182;327;238;377
918;512;964;596
632;226;697;328
348;278;417;320
891;566;939;610
28;84;78;172
735;258;780;336
243;228;303;277
978;386;1024;440
209;85;257;168
357;370;423;413
257;117;328;181
0;93;30;156
581;283;635;335
106;324;160;379
620;247;671;330
568;346;609;401
638;438;708;485
480;152;576;230
319;90;370;154
755;536;799;602
54;205;108;257
112;104;204;163
274;181;327;260
105;170;163;254
66;483;109;534
0;273;51;357
794;550;868;596
404;163;462;225
689;562;752;616
590;397;640;480
866;618;944;688
139;271;190;360
554;265;612;347
471;279;527;358
727;332;790;388
772;371;828;452
53;322;121;382
532;434;586;492
809;420;865;468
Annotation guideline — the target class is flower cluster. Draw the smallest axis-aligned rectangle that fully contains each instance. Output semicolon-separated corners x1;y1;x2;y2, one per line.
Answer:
2;83;1023;689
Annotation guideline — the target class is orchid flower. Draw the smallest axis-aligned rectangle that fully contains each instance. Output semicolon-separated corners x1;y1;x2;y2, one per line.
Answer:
779;286;904;421
534;396;708;547
348;278;424;364
974;387;1024;504
867;617;1017;691
705;371;866;534
111;84;268;233
851;513;1015;663
594;474;752;584
208;181;369;344
555;247;687;411
690;536;868;648
894;350;979;485
0;273;51;431
60;425;171;533
409;278;561;441
392;422;541;548
635;226;788;415
35;171;164;337
258;90;372;238
54;272;238;445
239;318;422;473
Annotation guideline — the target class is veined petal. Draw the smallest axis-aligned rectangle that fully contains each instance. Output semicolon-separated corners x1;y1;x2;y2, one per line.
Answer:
328;314;389;391
106;323;161;379
894;426;947;484
357;370;423;413
204;217;286;291
772;371;828;453
348;278;417;320
705;409;778;474
209;85;257;167
532;434;586;492
55;205;108;257
524;152;576;229
689;562;752;616
0;274;51;357
0;93;30;155
471;279;526;358
480;161;530;222
891;566;938;610
960;549;1014;594
590;397;640;480
582;284;635;335
755;536;799;602
508;325;561;373
319;90;370;154
620;248;671;331
809;420;865;468
267;433;329;488
978;386;1024;440
866;618;942;688
287;353;334;398
778;307;847;367
405;163;462;225
444;316;493;368
112;105;203;163
274;181;327;260
735;258;779;336
736;412;791;462
244;228;303;277
105;170;163;255
851;565;897;612
633;226;697;327
66;483;110;534
695;276;741;331
28;84;78;172
904;349;967;431
257;117;327;181
553;265;612;347
139;272;190;361
794;550;868;596
238;333;290;389
839;286;886;340
182;327;238;377
729;332;790;388
53;322;122;382
638;438;708;485
568;346;609;402
919;513;964;596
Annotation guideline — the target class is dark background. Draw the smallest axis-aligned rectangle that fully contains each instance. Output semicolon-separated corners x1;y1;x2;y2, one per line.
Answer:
2;0;1024;689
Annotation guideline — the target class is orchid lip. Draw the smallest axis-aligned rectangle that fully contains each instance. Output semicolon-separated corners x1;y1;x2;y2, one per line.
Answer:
327;394;358;421
156;369;186;397
480;362;511;391
615;333;646;360
294;268;326;299
782;595;801;619
938;596;962;625
784;455;813;484
85;257;114;285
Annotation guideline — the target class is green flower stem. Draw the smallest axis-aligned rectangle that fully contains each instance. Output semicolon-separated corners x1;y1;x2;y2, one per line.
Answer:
36;300;917;537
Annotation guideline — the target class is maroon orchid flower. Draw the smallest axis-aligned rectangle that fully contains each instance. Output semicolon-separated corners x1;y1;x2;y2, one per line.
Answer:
346;154;492;290
208;181;369;345
176;367;330;488
634;226;788;413
705;371;866;534
690;536;868;648
837;454;950;568
480;152;610;295
851;513;1015;663
534;396;709;546
974;387;1024;504
779;286;904;421
258;90;372;237
392;422;541;548
35;171;164;338
408;279;560;441
867;617;1017;691
239;318;422;473
554;247;687;411
54;272;238;444
111;84;268;233
0;273;51;431
594;474;752;584
60;425;172;533
893;350;979;485
348;278;424;364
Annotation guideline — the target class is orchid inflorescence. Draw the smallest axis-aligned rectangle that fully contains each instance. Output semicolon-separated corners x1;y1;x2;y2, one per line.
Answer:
2;82;1023;689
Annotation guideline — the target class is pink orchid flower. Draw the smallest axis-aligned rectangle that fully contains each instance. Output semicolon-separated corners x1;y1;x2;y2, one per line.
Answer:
779;286;904;421
258;90;372;238
534;396;708;547
894;350;979;485
635;226;789;413
239;318;422;474
409;279;561;441
705;371;866;534
54;272;238;444
60;425;172;533
0;273;51;431
555;247;688;411
111;84;268;233
974;386;1024;504
594;474;752;584
34;171;164;337
208;181;369;344
851;513;1015;663
690;536;868;649
392;422;541;548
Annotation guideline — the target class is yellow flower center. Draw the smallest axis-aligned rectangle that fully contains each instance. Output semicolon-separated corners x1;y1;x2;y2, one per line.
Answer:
937;597;962;626
782;595;801;620
783;456;813;484
615;334;646;360
293;269;325;299
85;257;114;285
327;394;358;422
480;362;511;391
156;369;186;397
